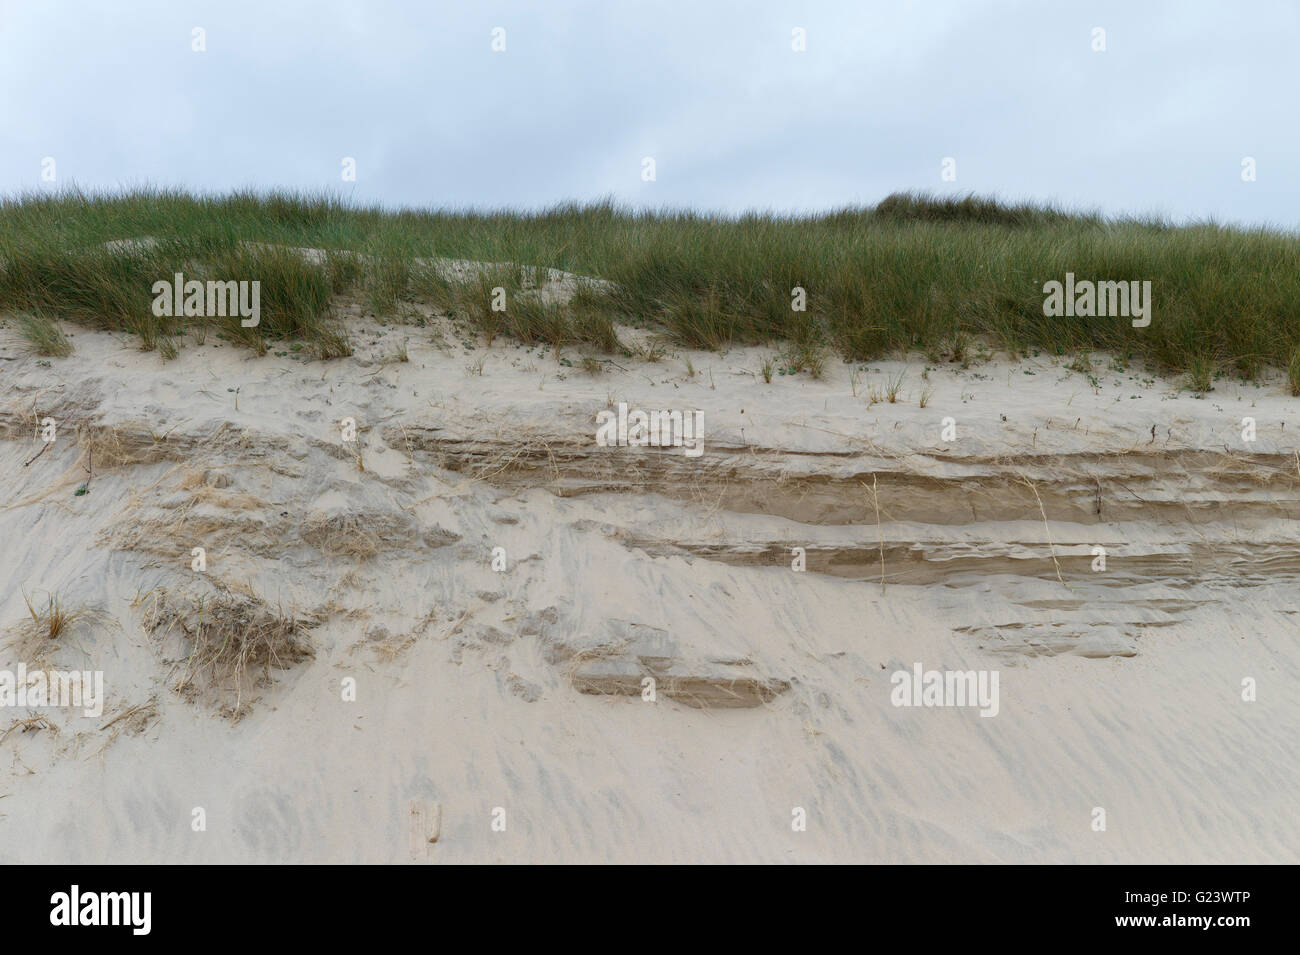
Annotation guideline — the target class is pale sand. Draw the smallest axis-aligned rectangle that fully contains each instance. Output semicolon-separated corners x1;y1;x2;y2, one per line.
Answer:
1;295;1297;863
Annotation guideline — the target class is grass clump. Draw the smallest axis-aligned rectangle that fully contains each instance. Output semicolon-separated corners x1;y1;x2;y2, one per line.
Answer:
16;311;73;356
506;296;569;351
142;585;313;716
324;249;364;293
363;251;411;315
1067;352;1093;375
1185;353;1217;393
782;341;826;378
885;368;907;402
7;589;109;664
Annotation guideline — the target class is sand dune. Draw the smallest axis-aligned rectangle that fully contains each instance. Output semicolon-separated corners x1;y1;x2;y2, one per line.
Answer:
1;297;1297;863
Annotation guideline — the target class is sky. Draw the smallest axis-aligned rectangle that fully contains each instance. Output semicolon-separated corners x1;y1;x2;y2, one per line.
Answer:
2;0;1297;225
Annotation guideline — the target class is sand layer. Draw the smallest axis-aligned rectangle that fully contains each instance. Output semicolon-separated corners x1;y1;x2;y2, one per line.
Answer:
1;305;1297;863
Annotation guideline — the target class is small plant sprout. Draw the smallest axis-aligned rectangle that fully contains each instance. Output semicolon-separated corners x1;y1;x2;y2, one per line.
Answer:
886;369;906;403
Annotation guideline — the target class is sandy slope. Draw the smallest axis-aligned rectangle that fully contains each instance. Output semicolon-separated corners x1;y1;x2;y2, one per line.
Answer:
1;301;1297;864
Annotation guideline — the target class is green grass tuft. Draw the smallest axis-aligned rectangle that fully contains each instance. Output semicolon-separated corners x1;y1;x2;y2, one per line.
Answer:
16;311;73;356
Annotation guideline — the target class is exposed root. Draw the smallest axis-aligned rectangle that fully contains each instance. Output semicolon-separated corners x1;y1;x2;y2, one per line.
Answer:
1019;472;1068;589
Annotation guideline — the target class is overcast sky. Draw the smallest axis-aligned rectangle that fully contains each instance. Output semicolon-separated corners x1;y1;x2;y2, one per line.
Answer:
2;0;1297;225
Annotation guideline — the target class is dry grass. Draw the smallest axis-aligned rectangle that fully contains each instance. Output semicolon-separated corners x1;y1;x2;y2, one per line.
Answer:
98;697;160;735
863;476;886;595
75;419;203;471
1019;472;1068;588
6;590;110;664
100;485;275;562
94;697;161;754
141;585;314;716
0;714;58;745
300;511;398;558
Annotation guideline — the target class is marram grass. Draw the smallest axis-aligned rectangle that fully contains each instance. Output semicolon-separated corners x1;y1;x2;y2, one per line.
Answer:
2;187;1298;381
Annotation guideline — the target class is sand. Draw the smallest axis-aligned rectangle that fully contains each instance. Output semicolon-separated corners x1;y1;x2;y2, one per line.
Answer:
1;290;1297;863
